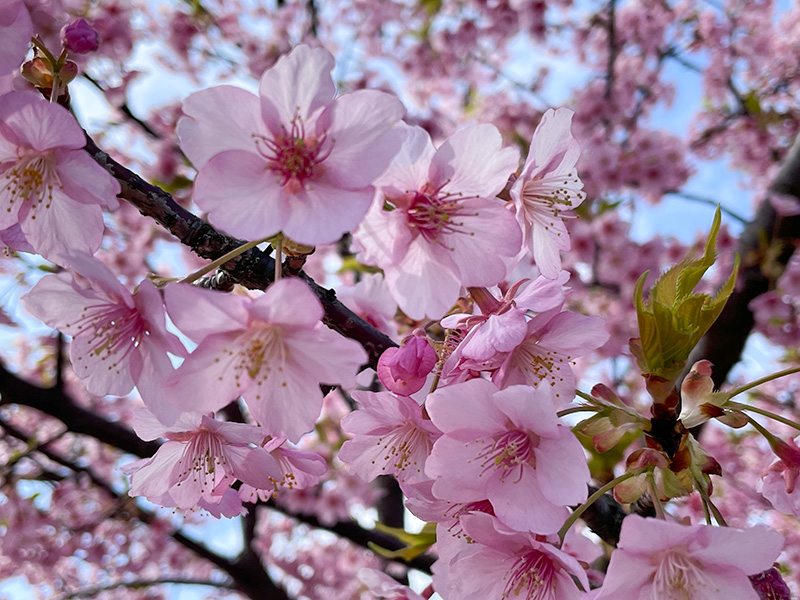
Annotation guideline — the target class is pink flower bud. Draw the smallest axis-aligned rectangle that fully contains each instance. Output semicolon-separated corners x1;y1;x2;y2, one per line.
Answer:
377;332;437;396
61;18;100;54
749;566;792;600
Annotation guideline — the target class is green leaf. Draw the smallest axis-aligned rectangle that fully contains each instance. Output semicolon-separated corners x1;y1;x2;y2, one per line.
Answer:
368;522;436;562
632;207;738;383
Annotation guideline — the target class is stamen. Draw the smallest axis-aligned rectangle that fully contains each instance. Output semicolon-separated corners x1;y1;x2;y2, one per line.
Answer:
502;550;555;600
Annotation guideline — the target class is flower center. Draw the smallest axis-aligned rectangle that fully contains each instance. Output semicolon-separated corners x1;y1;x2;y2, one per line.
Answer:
520;170;584;230
65;302;145;376
374;421;433;480
1;151;62;215
254;115;332;195
225;325;287;395
652;549;709;600
477;429;535;483
175;430;228;496
503;550;555;600
405;183;477;248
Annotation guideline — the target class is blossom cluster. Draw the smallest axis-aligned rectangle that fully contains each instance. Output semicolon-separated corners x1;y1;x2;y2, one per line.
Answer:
2;24;795;600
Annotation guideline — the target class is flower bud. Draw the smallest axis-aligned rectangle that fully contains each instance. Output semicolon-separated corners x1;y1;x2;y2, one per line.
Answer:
61;18;100;54
377;331;436;396
749;566;792;600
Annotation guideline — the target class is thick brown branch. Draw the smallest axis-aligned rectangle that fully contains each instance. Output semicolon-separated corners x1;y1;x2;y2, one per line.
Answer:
687;135;800;388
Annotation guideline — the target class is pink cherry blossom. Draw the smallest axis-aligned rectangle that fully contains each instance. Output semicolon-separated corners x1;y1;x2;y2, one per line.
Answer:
376;331;437;396
444;305;608;405
0;0;32;74
0;91;120;259
126;408;283;510
338;390;440;486
510;108;586;279
425;379;590;534
238;436;327;502
164;278;368;441
22;252;187;423
354;123;522;319
438;512;590;600
759;436;800;517
177;44;405;246
595;515;784;600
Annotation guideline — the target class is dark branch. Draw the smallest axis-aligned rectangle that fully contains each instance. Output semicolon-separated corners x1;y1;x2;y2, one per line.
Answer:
687;134;800;388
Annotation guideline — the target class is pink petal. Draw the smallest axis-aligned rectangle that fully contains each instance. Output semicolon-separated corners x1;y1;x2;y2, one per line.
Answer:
530;108;581;177
248;278;323;328
447;199;522;286
245;357;324;442
21;191;104;260
492;385;560;435
167;331;252;413
489;470;569;534
533;431;590;506
224;445;282;490
284;326;367;388
431;124;519;199
0;91;85;152
320;90;405;189
426;378;507;435
280;181;374;246
177;85;267;169
258;45;336;132
375;124;436;196
128;441;184;498
192;149;288;241
0;0;31;73
384;235;461;320
55;149;120;210
164;283;250;342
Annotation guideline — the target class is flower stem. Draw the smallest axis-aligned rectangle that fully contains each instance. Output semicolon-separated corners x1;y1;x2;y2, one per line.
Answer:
696;483;728;527
557;406;600;418
575;389;595;403
180;237;270;285
646;473;665;520
557;469;642;542
727;401;800;432
727;366;800;400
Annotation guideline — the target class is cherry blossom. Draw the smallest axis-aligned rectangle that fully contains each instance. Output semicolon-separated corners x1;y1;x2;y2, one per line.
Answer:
425;379;590;534
443;304;608;405
339;390;440;486
126;408;282;510
438;513;589;600
164;278;368;441
354;123;522;319
511;108;586;279
177;44;405;245
22;252;186;423
595;515;783;600
0;91;120;259
759;436;800;517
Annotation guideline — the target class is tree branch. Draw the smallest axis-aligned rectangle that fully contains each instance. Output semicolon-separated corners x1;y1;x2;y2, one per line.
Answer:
687;134;800;388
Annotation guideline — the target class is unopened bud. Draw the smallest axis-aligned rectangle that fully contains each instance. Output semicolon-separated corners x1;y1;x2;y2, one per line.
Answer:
377;331;436;396
61;18;100;54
